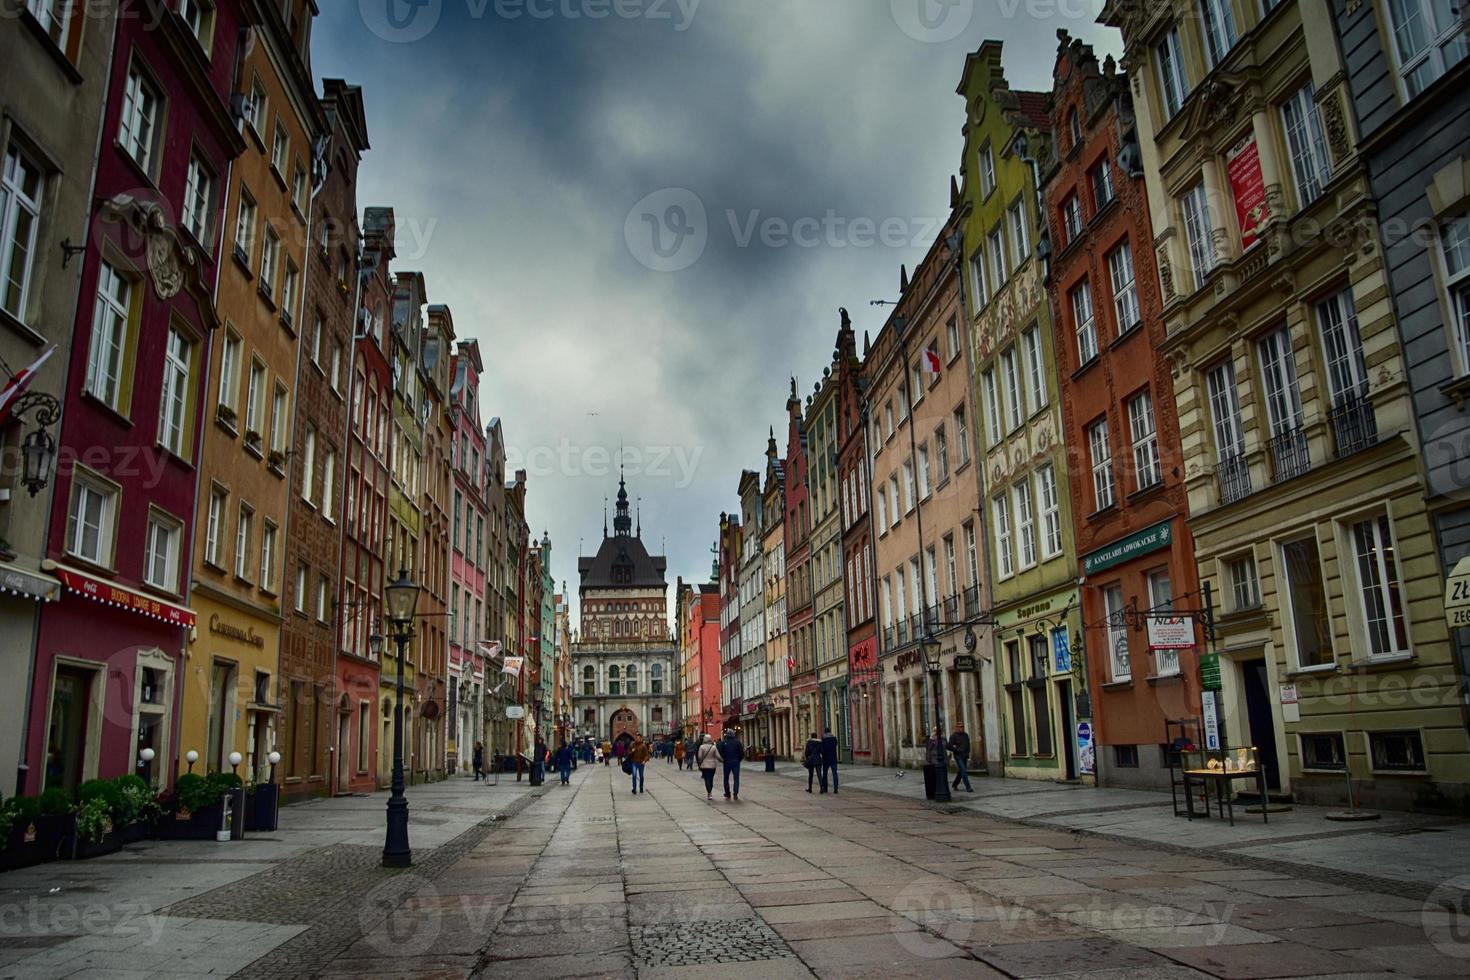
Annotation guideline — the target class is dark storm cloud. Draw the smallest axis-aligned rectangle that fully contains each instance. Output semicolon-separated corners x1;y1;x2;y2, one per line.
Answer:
315;0;1118;623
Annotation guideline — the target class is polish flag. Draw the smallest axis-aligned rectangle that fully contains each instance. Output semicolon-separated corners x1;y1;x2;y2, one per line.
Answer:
920;347;942;376
0;346;55;427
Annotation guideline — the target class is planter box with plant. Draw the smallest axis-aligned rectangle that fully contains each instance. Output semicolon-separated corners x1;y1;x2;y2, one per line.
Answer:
0;789;76;870
156;772;240;840
64;775;161;858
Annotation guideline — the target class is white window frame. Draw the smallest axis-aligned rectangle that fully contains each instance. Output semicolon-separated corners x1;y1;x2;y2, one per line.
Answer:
1104;584;1130;681
981;368;1002;447
86;261;132;411
1200;0;1238;68
1156;26;1189;118
0;145;43;323
993;493;1013;580
1128;391;1161;491
1072;279;1098;364
1347;512;1411;659
183;153;214;245
205;487;226;567
1009;199;1029;268
1001;346;1023;433
157;324;192;456
119;63;162;175
1014;480;1036;570
1258;327;1304;437
144;510;182;593
1022;326;1047;413
979;142;996;197
1062;193;1082;242
1108;239;1140;332
1207;359;1246;460
1438;215;1470;375
1036;464;1063;559
1089;417;1115;511
68;470;118;567
1281;82;1332;207
1384;0;1469;99
1180;181;1217;290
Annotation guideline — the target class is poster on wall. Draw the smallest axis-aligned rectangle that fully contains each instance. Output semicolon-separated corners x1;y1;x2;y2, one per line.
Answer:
1077;721;1095;775
1227;134;1270;249
1146;614;1194;649
1201;691;1222;751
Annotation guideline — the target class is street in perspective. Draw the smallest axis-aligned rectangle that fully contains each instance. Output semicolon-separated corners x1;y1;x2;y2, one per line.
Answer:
4;0;1470;978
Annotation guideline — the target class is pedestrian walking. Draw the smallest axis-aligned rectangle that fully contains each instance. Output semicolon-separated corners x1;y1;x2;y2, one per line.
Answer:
947;721;973;792
695;733;721;799
555;740;573;785
674;740;686;770
628;736;651;794
603;739;612;765
687;737;699;774
472;741;484;782
820;727;840;794
803;732;823;793
532;736;547;785
720;730;744;801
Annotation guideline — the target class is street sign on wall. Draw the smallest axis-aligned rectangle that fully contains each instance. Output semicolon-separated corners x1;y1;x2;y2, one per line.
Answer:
1199;653;1222;691
1081;521;1173;577
1444;557;1470;630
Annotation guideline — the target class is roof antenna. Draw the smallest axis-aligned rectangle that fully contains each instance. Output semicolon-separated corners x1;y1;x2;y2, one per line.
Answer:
603;497;608;537
636;497;642;537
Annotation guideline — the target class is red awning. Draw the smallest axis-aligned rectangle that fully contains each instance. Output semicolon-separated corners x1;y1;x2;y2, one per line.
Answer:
49;563;196;628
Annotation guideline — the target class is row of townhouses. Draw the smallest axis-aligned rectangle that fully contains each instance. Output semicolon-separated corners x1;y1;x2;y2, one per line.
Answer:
0;0;571;802
677;1;1470;813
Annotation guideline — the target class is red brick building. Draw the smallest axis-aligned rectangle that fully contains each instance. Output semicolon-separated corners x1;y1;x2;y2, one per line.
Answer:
1043;33;1202;790
340;206;395;793
282;78;369;801
783;379;815;750
837;323;880;764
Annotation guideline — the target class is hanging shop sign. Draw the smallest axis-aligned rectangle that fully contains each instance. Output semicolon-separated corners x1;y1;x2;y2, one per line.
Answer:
954;654;977;672
1053;628;1072;673
1199;653;1222;691
52;564;196;628
1146;614;1194;650
1443;557;1470;630
1081;521;1173;577
505;706;525;720
1227;133;1270;249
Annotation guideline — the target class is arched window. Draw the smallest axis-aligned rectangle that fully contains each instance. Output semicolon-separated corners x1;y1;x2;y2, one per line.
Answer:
650;664;662;679
626;664;638;679
626;663;638;695
608;665;620;679
582;665;594;679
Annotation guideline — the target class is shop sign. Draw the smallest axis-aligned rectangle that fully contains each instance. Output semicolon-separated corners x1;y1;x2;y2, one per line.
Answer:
995;587;1078;631
1081;521;1173;577
55;566;196;627
1444;557;1470;630
895;649;925;673
1201;691;1221;751
954;654;977;672
505;706;525;719
210;614;265;648
1199;653;1222;691
1077;722;1095;775
1227;133;1270;249
1053;629;1071;673
1280;683;1300;724
1146;614;1194;650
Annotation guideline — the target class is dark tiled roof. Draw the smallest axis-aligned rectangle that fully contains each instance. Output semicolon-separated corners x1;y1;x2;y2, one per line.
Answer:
1013;90;1050;130
579;533;668;589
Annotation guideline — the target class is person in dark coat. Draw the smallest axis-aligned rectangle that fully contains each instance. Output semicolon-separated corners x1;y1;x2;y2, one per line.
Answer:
803;732;824;793
555;741;574;785
720;731;744;801
820;728;840;794
472;741;484;781
947;722;973;792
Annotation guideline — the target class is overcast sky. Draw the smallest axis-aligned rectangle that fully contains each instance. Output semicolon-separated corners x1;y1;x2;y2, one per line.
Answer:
315;0;1118;627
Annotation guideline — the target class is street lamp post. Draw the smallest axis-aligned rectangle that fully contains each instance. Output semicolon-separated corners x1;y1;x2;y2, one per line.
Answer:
383;568;420;868
922;637;951;803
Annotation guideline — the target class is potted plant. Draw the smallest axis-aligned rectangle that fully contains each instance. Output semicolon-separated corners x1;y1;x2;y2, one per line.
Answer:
0;794;49;871
243;779;280;833
267;449;286;473
156;773;231;840
67;796;120;859
111;775;157;844
215;403;237;428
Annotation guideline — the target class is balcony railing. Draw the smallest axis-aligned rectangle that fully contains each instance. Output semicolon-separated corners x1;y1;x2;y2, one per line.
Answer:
1329;394;1378;458
963;585;980;618
1216;451;1252;505
1268;425;1311;483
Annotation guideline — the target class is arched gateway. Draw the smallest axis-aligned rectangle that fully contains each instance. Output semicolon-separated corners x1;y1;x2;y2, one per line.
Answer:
610;707;638;745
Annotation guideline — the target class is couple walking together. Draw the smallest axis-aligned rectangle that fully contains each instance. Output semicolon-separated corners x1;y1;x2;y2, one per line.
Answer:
693;731;744;801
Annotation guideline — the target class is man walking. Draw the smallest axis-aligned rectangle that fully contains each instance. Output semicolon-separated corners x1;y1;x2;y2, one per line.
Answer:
820;727;840;794
720;730;744;801
674;739;686;770
629;735;651;794
555;740;573;785
947;721;973;792
472;741;484;781
803;732;824;793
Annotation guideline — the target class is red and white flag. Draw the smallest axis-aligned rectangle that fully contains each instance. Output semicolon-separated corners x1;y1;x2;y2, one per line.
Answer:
920;347;942;376
0;346;55;427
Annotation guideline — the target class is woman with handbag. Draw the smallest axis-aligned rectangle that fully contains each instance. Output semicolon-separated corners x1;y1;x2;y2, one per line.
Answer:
695;733;721;800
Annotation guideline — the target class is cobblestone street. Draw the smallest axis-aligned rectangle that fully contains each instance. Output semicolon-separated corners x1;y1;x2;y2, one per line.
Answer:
4;763;1470;978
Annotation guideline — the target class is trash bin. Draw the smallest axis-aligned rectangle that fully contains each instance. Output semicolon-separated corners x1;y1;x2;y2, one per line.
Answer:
922;764;938;800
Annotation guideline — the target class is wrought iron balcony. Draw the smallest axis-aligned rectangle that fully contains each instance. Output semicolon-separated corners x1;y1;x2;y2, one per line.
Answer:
962;586;980;618
1268;425;1311;483
1216;451;1252;505
1329;394;1378;458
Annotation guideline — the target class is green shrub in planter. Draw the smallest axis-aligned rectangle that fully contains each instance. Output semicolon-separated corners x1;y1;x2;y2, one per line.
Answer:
78;779;123;817
209;772;242;795
112;775;157;826
74;797;112;843
172;773;216;813
38;788;74;816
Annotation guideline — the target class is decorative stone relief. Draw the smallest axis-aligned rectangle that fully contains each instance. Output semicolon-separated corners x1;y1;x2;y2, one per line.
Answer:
1156;248;1175;300
1321;91;1351;164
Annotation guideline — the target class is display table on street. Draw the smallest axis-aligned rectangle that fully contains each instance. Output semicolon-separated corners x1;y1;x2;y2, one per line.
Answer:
1181;752;1269;826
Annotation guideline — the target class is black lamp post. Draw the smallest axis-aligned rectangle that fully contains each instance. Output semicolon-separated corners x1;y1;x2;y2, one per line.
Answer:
923;635;952;803
383;569;419;868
